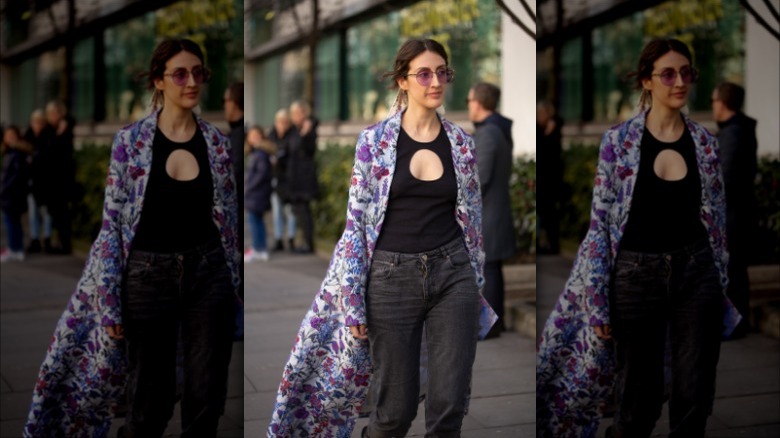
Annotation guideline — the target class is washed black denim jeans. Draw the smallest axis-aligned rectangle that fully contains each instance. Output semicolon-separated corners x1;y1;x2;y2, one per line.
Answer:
609;239;724;438
121;240;235;438
365;238;481;438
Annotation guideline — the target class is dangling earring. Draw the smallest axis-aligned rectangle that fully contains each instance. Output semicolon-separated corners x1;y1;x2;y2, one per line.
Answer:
390;89;407;115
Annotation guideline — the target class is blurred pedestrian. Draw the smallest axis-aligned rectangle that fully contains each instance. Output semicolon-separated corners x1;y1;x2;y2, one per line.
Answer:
268;108;297;252
269;38;497;437
23;109;53;254
224;82;245;341
712;82;758;339
536;100;564;255
244;126;276;262
1;126;32;263
468;82;517;338
38;100;76;254
537;38;740;438
224;82;245;222
287;100;318;253
25;38;241;437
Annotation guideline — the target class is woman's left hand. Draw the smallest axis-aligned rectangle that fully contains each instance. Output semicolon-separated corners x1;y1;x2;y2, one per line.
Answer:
349;324;368;341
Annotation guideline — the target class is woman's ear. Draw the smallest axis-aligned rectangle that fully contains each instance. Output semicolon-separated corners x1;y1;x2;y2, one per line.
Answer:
154;77;165;91
397;77;409;92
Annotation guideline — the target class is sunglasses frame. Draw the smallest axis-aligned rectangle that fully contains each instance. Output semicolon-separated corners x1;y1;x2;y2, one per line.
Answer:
163;66;210;87
651;66;698;86
405;67;455;87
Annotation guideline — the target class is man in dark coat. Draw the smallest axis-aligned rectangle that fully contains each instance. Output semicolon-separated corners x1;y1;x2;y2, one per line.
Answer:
40;100;75;254
224;82;245;339
468;82;517;338
536;100;564;255
712;82;759;338
288;100;319;254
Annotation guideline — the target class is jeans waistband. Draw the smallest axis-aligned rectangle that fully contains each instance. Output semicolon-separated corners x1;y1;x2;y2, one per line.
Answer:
617;238;710;263
372;238;466;264
129;238;222;262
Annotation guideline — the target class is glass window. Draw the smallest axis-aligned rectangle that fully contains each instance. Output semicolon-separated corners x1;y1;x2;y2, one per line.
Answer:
316;34;341;122
559;38;583;123
253;55;282;129
104;13;156;121
346;0;501;122
72;37;95;123
9;57;38;126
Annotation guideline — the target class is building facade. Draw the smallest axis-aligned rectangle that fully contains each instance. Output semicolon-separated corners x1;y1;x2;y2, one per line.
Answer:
536;0;779;158
244;0;535;155
0;0;243;143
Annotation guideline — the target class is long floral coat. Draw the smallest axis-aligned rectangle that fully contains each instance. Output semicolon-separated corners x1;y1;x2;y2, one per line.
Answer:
267;110;498;437
535;110;742;438
24;110;240;437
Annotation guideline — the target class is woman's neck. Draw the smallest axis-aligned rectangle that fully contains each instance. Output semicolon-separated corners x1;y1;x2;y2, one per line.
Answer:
646;105;684;141
158;105;195;139
401;103;440;141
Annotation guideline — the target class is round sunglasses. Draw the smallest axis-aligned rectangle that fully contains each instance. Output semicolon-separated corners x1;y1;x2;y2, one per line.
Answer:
163;66;210;86
651;66;698;86
405;67;455;87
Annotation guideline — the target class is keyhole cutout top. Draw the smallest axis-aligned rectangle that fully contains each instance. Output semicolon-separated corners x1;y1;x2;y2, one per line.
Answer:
166;149;200;181
653;149;687;181
409;149;444;181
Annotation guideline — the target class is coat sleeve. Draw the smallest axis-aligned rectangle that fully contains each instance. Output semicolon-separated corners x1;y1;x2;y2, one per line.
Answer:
707;134;730;293
460;134;486;291
339;129;374;327
94;131;131;327
579;129;620;327
474;126;498;192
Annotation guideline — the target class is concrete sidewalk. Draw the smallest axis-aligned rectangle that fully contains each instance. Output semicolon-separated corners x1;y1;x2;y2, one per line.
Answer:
537;254;780;437
0;253;244;437
243;250;536;437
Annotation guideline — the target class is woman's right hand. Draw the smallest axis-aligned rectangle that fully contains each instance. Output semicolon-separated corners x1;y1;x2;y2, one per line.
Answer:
106;324;124;340
594;325;612;340
349;325;368;341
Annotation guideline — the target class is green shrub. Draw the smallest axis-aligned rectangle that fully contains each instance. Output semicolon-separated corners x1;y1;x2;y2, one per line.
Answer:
72;143;111;242
510;155;536;256
311;142;537;257
558;143;779;264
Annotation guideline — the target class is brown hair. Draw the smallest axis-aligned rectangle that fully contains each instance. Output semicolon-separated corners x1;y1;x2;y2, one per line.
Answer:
629;38;695;110
141;38;208;110
228;82;244;111
383;39;449;110
714;82;745;112
471;82;501;112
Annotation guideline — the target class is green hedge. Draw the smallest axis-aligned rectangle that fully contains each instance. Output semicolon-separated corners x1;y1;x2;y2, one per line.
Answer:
558;144;780;263
311;143;537;256
69;142;777;263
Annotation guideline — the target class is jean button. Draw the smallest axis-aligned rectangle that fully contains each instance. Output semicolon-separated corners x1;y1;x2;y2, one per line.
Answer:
177;255;184;261
665;255;672;261
422;254;427;261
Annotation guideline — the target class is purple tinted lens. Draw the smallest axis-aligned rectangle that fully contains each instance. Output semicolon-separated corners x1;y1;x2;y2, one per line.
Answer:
660;70;677;86
679;68;692;84
172;69;189;86
416;70;433;86
192;68;204;84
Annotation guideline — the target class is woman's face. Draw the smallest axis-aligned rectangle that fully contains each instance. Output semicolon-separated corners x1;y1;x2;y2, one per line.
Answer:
398;50;448;112
31;116;46;135
247;128;264;147
641;50;692;112
3;129;19;146
154;51;204;111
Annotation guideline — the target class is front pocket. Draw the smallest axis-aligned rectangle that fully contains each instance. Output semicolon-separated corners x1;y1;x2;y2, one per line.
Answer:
446;251;471;270
369;259;395;280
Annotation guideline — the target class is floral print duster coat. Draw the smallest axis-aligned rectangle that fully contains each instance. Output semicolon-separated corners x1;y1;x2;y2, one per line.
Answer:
268;110;498;437
24;110;240;437
536;110;741;438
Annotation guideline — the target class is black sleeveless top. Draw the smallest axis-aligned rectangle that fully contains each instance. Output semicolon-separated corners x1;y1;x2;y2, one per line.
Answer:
374;126;461;253
131;125;220;253
619;124;708;253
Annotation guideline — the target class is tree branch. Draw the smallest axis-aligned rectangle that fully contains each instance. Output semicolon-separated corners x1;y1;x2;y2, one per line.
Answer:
741;0;780;41
496;0;536;39
761;0;780;22
518;0;536;22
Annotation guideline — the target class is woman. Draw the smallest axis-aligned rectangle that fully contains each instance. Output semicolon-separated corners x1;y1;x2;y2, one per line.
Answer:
244;125;276;262
268;38;497;437
1;126;31;263
536;38;740;438
24;109;53;254
25;38;240;438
